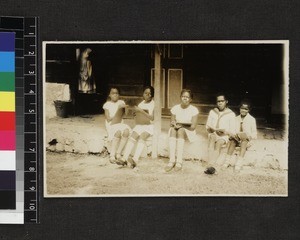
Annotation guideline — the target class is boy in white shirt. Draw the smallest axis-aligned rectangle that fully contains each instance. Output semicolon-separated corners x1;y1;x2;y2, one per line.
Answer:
205;94;236;174
222;101;257;172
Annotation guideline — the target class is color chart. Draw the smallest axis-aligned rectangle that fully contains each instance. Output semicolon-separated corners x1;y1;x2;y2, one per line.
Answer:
0;32;16;210
0;16;39;224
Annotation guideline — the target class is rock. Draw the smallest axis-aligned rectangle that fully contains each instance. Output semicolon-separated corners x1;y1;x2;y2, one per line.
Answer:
47;145;56;152
243;150;258;167
74;140;89;154
256;154;281;170
64;145;74;153
55;143;64;152
65;139;73;145
88;139;104;153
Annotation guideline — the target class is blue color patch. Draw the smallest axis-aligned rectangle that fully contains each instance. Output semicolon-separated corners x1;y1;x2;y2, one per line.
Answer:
0;32;15;52
0;52;15;72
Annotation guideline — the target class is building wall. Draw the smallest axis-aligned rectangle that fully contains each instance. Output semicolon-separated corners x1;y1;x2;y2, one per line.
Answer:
45;43;286;122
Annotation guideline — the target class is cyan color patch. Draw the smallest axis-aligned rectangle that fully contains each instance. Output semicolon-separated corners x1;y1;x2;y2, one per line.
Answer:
0;52;15;72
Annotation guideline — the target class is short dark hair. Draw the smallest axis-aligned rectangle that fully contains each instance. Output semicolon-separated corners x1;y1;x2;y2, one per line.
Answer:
180;89;193;99
216;92;227;100
239;99;252;110
144;86;155;97
108;86;121;95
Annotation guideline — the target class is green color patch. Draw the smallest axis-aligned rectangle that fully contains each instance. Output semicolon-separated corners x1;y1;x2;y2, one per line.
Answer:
0;72;15;92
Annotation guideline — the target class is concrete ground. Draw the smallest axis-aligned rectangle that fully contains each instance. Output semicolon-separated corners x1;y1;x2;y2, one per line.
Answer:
45;114;288;170
44;114;288;196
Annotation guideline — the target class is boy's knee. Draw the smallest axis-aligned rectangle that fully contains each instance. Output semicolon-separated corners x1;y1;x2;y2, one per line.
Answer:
240;140;248;147
169;128;177;137
177;128;186;138
130;131;139;140
140;132;150;141
122;129;129;138
215;140;225;148
114;131;121;138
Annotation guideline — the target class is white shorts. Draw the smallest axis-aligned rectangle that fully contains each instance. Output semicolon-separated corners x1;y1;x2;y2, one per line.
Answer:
168;128;198;142
209;132;229;145
132;124;154;136
106;123;131;141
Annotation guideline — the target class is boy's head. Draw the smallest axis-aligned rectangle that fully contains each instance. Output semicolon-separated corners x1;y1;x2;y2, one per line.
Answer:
143;86;154;102
239;100;251;117
216;93;228;111
108;87;120;102
180;89;193;106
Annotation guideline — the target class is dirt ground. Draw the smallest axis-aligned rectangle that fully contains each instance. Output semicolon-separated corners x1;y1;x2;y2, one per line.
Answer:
45;151;287;196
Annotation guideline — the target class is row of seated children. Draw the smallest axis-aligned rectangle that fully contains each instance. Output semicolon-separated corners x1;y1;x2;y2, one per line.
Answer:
103;86;154;171
205;94;257;174
103;87;257;174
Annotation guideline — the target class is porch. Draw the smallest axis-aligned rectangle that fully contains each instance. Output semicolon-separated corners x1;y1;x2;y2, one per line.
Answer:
45;114;287;170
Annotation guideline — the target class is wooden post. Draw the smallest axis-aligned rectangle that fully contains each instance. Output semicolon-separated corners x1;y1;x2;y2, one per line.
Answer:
152;44;162;158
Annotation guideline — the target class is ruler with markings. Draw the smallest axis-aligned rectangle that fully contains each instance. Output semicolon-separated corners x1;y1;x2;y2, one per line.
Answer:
0;16;39;224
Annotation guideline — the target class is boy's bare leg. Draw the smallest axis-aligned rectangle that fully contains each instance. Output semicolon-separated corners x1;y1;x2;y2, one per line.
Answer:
116;129;129;159
110;131;121;163
222;140;237;168
207;134;216;164
211;139;226;164
234;140;248;172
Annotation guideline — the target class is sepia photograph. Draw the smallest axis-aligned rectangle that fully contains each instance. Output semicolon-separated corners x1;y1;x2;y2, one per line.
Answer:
43;41;288;197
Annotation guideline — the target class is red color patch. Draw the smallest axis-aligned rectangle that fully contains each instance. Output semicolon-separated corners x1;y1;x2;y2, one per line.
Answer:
0;112;15;131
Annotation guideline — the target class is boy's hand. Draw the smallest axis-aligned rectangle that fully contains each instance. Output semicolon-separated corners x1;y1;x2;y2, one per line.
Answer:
134;106;143;113
170;120;176;127
216;129;226;136
118;103;126;109
174;124;182;130
207;127;215;133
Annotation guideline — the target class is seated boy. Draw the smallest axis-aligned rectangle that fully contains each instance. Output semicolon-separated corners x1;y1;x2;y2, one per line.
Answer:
222;101;257;172
205;94;236;174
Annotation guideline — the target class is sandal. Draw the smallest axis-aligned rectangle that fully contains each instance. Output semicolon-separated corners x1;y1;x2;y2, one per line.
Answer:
164;162;175;172
127;158;137;169
115;158;127;166
174;163;182;172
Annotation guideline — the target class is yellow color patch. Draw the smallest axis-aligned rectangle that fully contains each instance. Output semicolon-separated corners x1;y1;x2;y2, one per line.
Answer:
0;92;15;111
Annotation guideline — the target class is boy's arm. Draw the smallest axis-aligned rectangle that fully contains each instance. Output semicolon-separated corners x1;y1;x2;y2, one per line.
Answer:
250;117;257;140
104;109;112;122
188;114;198;131
206;111;215;133
227;113;236;136
134;106;154;121
170;114;176;127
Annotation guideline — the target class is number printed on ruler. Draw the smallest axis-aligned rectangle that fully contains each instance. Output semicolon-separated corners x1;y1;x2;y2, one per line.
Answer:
23;17;38;223
24;75;36;95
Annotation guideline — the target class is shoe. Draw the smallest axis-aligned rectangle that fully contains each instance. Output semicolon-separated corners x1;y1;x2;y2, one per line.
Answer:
234;165;242;173
127;158;137;169
204;166;216;175
116;158;127;166
109;156;116;164
116;153;121;161
174;163;182;172
164;162;175;172
221;163;230;170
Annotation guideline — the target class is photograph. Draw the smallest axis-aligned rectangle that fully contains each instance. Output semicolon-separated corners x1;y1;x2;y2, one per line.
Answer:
43;41;288;197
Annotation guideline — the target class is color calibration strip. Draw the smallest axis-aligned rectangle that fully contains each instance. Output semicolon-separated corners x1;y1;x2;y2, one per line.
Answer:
0;16;39;224
0;32;17;215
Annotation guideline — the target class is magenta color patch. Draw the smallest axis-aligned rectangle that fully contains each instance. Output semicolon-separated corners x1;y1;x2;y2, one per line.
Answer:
0;131;15;150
